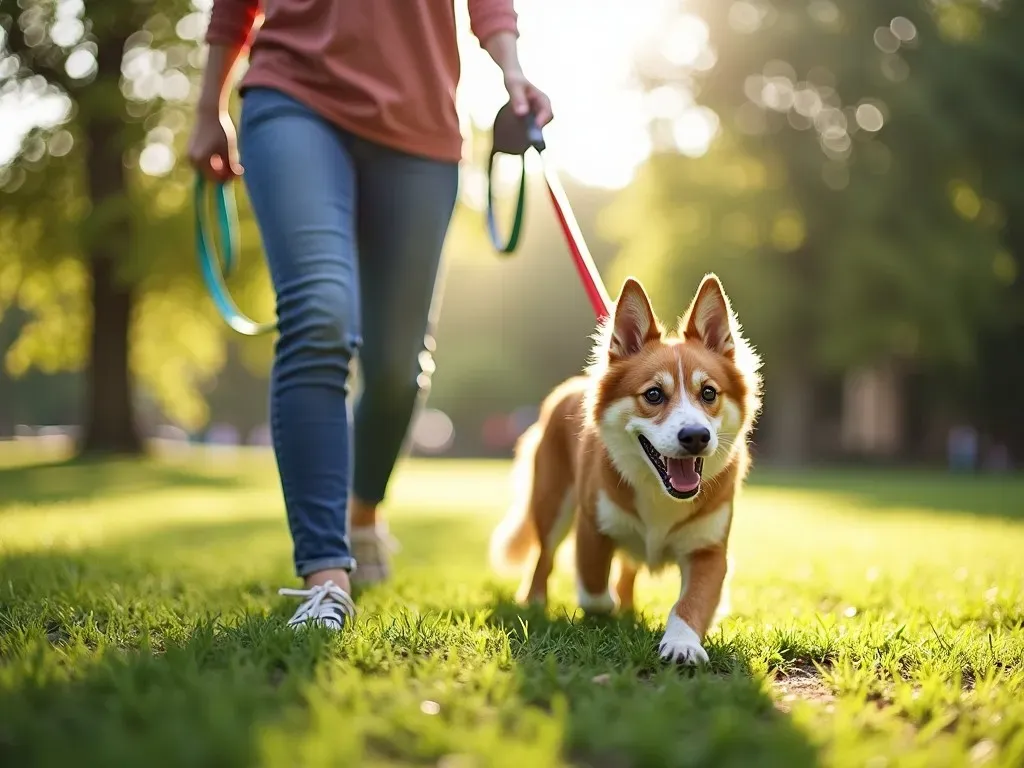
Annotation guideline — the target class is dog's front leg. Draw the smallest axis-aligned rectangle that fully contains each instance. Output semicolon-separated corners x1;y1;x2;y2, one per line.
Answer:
574;509;616;614
658;546;727;665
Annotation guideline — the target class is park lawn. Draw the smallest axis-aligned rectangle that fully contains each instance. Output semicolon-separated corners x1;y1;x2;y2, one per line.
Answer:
1;449;1023;767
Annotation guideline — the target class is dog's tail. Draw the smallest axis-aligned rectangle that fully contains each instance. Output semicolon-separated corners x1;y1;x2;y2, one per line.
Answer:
488;422;542;576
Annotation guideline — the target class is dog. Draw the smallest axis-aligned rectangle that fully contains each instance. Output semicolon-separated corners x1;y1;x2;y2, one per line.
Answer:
489;273;762;665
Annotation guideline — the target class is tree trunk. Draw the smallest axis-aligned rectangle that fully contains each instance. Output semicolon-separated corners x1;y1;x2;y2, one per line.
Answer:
0;373;11;439
840;363;904;459
77;30;142;456
79;257;142;455
760;362;814;467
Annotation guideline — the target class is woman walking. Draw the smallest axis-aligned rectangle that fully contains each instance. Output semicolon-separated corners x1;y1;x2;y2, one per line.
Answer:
188;0;552;631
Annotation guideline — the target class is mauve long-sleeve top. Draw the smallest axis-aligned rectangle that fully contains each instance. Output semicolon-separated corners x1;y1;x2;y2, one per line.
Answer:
206;0;519;161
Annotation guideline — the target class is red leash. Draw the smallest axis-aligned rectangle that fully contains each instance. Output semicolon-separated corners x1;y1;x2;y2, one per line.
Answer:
487;104;612;321
541;164;612;321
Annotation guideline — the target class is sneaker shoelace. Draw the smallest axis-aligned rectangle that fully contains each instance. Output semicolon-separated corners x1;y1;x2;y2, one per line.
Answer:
278;580;357;629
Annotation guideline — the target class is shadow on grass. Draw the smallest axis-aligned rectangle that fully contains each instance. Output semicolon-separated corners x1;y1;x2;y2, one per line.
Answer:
0;519;326;768
0;498;822;766
0;603;336;768
481;597;821;767
0;457;244;512
0;517;291;604
360;512;822;764
749;466;1024;521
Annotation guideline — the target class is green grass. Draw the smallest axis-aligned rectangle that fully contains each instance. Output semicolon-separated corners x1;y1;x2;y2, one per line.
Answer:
1;447;1024;767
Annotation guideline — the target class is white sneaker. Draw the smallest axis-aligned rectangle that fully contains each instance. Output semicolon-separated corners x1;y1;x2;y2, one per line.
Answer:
278;580;357;631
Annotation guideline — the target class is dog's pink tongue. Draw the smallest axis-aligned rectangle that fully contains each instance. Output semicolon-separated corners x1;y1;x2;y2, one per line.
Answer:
666;457;700;493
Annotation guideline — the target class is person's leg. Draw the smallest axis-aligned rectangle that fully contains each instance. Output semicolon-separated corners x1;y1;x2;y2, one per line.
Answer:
348;138;459;582
238;87;360;613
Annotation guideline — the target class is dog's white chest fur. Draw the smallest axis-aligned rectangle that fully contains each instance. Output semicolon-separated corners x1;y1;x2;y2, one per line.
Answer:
595;489;731;571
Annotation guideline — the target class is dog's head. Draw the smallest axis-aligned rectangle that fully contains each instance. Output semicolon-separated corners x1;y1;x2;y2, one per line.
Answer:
586;274;762;501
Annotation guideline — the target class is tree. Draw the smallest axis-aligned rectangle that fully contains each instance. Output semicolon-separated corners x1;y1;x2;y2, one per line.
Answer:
0;1;274;454
603;0;1018;461
940;0;1024;458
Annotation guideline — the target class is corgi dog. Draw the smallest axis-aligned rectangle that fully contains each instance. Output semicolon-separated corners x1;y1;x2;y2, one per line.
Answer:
489;274;762;665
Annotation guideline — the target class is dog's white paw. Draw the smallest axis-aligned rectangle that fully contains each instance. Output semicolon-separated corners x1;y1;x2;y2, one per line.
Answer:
658;636;709;665
577;586;616;615
658;612;709;666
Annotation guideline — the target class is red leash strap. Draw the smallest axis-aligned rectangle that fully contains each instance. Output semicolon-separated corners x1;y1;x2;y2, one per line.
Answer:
541;163;612;321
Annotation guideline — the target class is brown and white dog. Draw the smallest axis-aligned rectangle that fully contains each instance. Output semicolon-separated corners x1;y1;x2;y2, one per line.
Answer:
489;273;762;664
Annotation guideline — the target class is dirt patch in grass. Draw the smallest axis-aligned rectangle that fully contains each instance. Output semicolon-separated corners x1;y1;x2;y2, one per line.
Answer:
770;664;836;713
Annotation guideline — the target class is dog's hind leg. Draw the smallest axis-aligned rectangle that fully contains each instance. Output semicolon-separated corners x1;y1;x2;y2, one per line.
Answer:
519;482;575;605
613;558;639;613
490;421;575;605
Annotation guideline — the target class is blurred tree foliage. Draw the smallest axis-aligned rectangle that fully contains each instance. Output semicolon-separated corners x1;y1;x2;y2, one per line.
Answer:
604;0;1022;459
0;0;274;454
2;0;1022;464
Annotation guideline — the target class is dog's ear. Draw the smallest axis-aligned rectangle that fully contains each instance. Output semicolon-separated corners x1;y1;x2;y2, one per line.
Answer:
610;278;661;359
680;274;736;358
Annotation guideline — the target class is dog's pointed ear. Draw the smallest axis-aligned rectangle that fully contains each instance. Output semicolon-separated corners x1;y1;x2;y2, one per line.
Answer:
679;274;736;358
610;278;661;359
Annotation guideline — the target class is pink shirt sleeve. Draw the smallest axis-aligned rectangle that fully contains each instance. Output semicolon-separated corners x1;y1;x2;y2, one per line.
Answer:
468;0;519;44
205;0;261;47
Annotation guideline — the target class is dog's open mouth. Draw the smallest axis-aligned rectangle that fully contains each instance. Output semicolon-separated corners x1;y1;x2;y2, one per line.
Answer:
638;435;704;499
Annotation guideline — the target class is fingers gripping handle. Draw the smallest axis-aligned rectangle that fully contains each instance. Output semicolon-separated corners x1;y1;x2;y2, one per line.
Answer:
491;102;546;156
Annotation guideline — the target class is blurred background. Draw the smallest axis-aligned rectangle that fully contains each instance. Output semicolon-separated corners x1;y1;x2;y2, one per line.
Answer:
0;0;1021;472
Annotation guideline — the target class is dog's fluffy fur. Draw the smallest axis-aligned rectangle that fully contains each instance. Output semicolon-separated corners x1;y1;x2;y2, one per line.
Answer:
489;273;762;664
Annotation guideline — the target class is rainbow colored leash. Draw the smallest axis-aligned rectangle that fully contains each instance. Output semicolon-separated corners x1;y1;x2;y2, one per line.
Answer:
195;103;611;335
485;102;611;321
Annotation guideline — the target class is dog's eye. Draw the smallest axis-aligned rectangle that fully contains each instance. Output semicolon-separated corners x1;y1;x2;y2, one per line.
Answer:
700;386;717;403
643;387;665;404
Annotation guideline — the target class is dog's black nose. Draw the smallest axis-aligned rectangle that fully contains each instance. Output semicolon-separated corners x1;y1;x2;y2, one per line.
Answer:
677;426;711;454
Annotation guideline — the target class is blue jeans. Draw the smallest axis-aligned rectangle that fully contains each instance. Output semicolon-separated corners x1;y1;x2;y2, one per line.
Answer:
238;87;458;577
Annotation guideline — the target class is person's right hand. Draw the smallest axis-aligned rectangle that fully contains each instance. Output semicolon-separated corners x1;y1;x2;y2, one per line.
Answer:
187;109;243;182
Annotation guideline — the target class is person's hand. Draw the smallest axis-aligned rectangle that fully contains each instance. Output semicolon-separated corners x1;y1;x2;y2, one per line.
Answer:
187;108;243;182
503;67;553;128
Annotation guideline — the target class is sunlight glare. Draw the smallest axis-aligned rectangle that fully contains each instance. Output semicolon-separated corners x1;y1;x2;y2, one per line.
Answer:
672;106;719;158
729;1;765;34
661;14;709;68
0;89;72;166
457;0;684;190
50;18;85;48
645;85;694;121
1;1;709;191
855;103;885;132
64;48;98;80
139;143;175;176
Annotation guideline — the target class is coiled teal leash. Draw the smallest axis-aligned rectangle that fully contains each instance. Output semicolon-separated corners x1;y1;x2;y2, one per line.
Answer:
194;174;277;336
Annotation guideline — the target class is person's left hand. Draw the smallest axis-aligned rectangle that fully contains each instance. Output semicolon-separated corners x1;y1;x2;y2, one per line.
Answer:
503;67;553;127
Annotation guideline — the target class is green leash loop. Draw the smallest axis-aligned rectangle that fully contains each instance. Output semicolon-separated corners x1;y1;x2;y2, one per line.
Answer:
486;148;528;255
486;104;545;255
194;175;277;337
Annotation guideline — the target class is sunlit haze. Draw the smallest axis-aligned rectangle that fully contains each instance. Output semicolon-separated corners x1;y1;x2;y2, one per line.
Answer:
456;0;707;190
0;1;719;191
